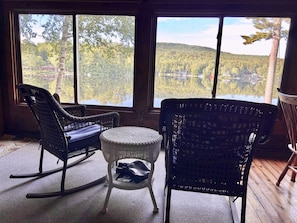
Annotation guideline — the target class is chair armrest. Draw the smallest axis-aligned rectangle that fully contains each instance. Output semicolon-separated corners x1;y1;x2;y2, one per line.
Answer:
60;111;120;132
48;93;119;131
63;104;86;117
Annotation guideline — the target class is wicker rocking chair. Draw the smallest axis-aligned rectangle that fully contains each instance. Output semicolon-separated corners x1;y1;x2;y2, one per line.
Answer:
10;84;119;198
159;98;277;223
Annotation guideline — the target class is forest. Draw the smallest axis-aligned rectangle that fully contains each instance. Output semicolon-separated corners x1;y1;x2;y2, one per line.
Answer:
19;15;287;106
22;41;284;80
22;40;284;106
155;42;283;81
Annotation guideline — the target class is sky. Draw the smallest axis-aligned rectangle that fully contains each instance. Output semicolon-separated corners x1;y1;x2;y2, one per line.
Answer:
28;16;290;59
156;17;290;58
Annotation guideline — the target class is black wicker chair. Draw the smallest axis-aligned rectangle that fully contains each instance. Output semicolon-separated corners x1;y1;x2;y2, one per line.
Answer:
159;98;278;223
10;84;120;198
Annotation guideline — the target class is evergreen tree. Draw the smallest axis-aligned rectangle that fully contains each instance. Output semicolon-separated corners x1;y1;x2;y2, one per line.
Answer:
241;18;289;103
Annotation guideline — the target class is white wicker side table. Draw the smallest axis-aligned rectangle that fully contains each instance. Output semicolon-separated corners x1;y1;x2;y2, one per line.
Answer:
100;126;162;214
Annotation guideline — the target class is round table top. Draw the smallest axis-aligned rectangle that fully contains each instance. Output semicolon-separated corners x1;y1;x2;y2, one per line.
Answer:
100;126;162;146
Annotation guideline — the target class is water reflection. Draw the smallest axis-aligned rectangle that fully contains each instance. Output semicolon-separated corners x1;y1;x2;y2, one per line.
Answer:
24;73;278;108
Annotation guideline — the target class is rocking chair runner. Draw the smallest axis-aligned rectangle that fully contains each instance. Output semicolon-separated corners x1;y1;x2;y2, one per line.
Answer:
159;98;278;223
10;84;120;198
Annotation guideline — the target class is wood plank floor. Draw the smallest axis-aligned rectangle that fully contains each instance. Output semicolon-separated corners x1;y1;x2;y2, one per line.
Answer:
246;157;297;223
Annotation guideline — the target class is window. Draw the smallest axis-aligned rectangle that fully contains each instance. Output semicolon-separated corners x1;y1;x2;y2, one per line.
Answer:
154;17;291;108
19;14;135;107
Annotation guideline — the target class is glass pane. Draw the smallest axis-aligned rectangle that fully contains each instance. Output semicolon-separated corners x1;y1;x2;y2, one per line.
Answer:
154;17;219;108
77;15;135;107
19;14;74;102
217;17;290;105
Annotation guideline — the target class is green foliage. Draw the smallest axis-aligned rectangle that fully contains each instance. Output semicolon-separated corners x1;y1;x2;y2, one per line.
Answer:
241;18;289;45
155;42;283;80
41;15;71;42
22;39;285;105
21;40;284;91
19;14;38;40
241;32;272;44
77;15;135;48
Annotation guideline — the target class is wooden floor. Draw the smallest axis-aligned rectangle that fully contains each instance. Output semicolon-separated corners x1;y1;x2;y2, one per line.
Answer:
246;157;297;223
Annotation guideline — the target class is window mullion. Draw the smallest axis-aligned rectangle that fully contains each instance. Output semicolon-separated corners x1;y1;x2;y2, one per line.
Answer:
212;17;224;99
73;14;79;104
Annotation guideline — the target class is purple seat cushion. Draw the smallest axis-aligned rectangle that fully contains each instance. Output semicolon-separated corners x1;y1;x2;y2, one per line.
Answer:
66;124;102;152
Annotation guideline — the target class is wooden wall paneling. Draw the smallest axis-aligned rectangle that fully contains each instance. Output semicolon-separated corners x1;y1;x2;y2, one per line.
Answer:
0;0;4;136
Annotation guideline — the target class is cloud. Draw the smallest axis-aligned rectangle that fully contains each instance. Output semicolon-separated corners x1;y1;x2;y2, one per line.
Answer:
157;17;288;58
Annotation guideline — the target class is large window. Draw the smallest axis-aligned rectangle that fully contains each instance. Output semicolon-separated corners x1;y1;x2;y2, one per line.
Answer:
19;14;135;107
154;17;290;107
17;13;291;109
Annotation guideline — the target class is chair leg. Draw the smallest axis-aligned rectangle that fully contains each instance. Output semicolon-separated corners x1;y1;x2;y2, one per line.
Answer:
291;172;297;182
229;196;240;223
61;160;68;192
290;155;297;182
164;186;172;223
38;145;44;173
276;153;296;186
241;195;247;223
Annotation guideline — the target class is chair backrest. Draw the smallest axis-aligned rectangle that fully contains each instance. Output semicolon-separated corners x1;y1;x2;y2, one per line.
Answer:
159;98;278;195
278;88;297;150
18;84;68;159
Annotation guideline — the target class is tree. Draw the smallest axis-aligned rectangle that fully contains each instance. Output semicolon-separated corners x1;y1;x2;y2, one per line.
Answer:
41;15;72;94
241;18;289;103
20;14;135;95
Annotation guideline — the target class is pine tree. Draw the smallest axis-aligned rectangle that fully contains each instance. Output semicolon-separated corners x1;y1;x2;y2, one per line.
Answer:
241;18;289;103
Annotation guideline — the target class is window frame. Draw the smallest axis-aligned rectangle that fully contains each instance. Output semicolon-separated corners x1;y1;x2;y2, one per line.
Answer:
10;4;297;113
13;8;139;110
151;15;292;108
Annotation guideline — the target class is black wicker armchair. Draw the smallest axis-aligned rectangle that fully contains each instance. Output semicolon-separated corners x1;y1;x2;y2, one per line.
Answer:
159;98;278;223
10;84;120;198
